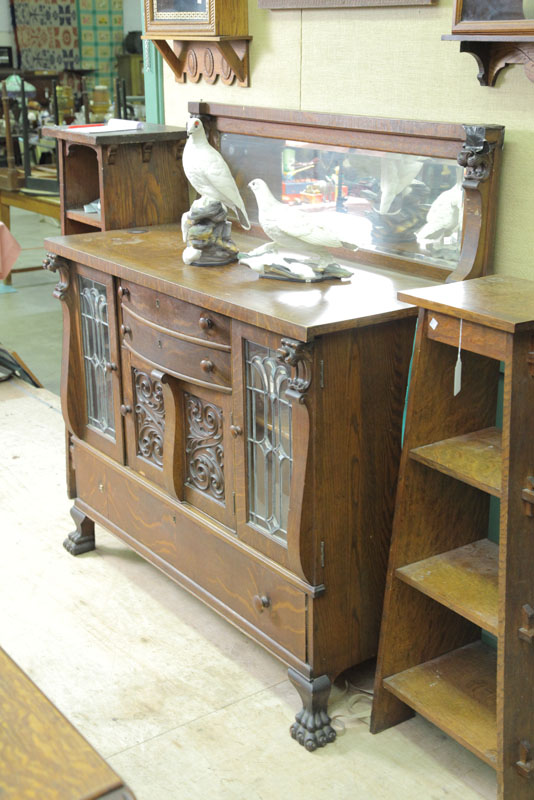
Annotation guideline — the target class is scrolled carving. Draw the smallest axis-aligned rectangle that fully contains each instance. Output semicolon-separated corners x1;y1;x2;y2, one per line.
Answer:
458;126;496;184
276;338;313;396
134;369;165;468
42;252;70;300
184;392;224;500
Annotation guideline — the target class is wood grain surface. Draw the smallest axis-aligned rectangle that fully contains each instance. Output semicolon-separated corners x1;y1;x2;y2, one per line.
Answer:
0;648;131;799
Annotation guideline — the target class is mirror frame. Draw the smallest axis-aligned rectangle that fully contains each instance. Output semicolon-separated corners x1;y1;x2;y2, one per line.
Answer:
188;102;504;284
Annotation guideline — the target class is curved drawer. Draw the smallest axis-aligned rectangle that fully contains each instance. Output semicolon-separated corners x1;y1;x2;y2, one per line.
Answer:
122;307;232;389
120;280;230;347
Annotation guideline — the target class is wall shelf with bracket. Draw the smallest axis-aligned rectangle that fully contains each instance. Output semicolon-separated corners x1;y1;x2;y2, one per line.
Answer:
143;35;251;87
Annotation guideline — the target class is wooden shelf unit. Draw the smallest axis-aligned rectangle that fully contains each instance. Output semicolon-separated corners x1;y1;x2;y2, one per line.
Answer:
42;123;189;235
371;276;534;799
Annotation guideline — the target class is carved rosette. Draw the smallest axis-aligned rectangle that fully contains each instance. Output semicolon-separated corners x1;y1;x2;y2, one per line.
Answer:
276;338;313;399
458;126;496;184
42;252;70;301
134;369;165;468
184;392;224;500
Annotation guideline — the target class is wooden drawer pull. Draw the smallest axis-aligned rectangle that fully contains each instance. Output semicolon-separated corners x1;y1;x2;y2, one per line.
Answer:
230;425;242;437
200;359;214;373
253;594;271;613
118;286;130;300
105;361;117;373
121;324;131;337
120;404;132;416
199;316;214;330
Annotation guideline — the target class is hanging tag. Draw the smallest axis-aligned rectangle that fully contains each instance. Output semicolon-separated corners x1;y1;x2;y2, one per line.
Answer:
454;319;463;396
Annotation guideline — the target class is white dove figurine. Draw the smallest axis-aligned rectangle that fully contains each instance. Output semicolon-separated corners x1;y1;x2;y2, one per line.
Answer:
183;117;250;230
379;158;424;214
248;178;352;263
417;179;463;249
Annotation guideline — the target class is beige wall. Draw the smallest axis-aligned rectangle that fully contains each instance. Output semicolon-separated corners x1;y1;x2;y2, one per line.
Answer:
164;0;534;278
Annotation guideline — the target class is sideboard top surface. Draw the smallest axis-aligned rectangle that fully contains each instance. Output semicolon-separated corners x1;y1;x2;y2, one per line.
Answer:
45;224;438;340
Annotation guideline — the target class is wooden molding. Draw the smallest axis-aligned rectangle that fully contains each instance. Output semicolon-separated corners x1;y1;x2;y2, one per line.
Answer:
151;37;250;87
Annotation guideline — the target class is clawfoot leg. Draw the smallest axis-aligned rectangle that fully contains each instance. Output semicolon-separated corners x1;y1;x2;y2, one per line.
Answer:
64;505;95;555
288;668;336;751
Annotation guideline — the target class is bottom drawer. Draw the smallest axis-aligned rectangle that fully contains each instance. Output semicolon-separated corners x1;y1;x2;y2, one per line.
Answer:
74;444;307;661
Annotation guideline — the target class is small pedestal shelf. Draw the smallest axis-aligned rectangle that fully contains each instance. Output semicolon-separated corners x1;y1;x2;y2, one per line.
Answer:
371;276;534;799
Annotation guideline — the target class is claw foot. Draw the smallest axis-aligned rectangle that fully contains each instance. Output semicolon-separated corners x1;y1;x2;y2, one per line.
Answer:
64;506;95;555
288;668;336;751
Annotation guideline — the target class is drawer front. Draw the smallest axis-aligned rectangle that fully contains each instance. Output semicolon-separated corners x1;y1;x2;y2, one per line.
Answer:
105;469;307;660
123;309;232;389
121;280;231;347
73;445;109;517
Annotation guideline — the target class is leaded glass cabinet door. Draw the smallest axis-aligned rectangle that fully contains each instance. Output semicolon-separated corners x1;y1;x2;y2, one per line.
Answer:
75;264;124;462
232;322;301;569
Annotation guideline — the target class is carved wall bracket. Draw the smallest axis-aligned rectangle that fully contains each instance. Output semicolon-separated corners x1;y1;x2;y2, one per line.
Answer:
42;252;70;300
276;339;313;399
149;37;251;87
443;37;534;87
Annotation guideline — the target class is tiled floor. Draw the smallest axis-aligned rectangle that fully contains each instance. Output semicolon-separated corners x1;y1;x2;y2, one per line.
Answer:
0;208;498;800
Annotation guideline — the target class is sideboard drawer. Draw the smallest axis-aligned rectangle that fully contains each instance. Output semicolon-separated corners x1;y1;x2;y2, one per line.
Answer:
104;469;307;661
123;308;232;389
120;280;231;347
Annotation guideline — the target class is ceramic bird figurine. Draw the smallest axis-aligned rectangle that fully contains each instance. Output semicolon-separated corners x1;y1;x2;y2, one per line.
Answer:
182;117;250;230
379;158;424;214
417;180;463;249
247;178;354;263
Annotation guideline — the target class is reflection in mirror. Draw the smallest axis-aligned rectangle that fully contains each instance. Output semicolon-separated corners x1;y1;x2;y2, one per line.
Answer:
221;133;465;272
461;0;534;21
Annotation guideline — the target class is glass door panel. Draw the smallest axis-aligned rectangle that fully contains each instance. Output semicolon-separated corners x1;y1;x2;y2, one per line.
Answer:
75;264;124;462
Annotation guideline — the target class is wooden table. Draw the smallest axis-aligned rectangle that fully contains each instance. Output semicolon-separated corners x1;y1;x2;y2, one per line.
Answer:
0;647;136;799
1;188;60;286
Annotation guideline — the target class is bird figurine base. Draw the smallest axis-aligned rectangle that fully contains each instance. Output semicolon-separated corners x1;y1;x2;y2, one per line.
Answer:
238;247;353;283
181;198;239;267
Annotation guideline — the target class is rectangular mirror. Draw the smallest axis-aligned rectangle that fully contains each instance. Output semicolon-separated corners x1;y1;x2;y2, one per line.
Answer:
221;132;465;274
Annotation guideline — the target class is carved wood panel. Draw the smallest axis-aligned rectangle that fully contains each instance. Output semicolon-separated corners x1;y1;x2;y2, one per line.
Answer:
184;392;225;501
133;368;165;468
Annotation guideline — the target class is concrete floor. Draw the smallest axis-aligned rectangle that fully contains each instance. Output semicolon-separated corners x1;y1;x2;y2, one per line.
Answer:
0;207;62;394
0;209;498;800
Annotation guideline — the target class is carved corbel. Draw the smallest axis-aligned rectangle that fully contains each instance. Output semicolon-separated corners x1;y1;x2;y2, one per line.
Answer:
43;253;83;438
106;145;118;165
42;252;70;300
142;142;153;163
447;126;497;284
458;126;496;187
276;338;316;584
516;740;534;778
276;338;313;400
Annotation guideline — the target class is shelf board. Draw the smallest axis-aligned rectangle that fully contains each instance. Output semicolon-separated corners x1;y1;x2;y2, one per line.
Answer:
396;539;498;636
409;427;502;496
66;208;102;228
383;641;497;767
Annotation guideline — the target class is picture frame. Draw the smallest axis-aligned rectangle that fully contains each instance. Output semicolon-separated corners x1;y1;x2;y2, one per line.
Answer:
258;0;435;10
451;0;534;36
144;0;248;38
